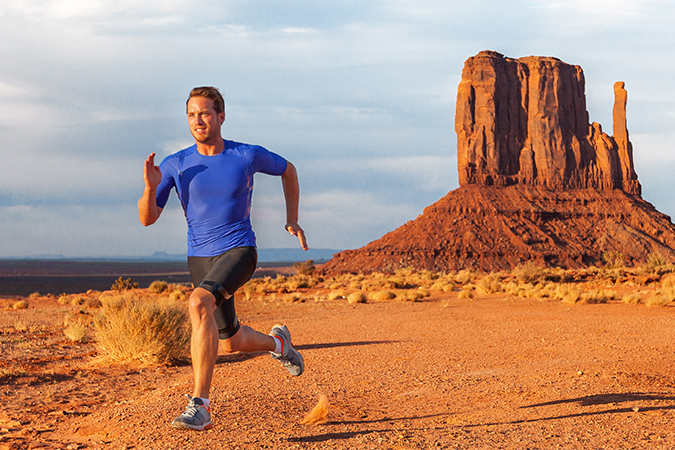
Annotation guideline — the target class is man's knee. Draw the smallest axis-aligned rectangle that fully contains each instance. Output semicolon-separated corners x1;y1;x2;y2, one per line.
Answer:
188;288;216;316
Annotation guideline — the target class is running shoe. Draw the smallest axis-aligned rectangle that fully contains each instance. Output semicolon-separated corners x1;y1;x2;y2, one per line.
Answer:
270;324;304;376
171;395;212;431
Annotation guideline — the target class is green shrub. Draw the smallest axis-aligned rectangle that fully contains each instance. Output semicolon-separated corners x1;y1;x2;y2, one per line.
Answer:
111;277;139;291
293;260;316;276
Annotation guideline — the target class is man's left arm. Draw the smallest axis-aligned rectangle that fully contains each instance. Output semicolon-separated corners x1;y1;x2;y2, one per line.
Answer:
281;161;309;251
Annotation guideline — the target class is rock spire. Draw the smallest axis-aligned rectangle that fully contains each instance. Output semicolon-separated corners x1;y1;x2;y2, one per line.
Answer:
455;50;641;195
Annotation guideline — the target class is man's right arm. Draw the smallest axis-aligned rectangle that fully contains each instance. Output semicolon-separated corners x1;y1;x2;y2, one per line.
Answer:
138;152;163;226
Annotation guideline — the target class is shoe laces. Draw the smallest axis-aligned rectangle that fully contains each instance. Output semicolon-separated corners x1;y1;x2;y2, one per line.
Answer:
183;395;207;416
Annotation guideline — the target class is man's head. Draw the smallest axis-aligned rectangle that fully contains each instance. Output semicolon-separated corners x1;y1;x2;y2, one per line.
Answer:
186;87;226;148
187;86;225;115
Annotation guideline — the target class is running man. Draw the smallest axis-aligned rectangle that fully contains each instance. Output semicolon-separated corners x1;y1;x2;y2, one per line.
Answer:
138;86;308;431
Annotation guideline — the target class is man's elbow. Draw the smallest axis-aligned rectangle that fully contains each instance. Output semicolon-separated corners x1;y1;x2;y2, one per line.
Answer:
139;216;155;227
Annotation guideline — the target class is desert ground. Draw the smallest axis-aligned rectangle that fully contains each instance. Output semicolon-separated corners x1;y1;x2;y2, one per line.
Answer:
2;264;675;449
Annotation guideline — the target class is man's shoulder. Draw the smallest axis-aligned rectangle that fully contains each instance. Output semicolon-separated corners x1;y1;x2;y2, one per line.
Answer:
224;139;267;153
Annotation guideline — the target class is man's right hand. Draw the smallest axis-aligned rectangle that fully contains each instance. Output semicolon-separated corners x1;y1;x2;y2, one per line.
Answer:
138;153;163;226
144;153;162;189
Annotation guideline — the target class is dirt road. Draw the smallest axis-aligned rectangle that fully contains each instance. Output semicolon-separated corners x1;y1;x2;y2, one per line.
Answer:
3;292;675;449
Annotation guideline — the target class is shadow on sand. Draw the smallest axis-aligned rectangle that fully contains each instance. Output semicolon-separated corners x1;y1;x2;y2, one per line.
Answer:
466;392;675;427
214;340;395;365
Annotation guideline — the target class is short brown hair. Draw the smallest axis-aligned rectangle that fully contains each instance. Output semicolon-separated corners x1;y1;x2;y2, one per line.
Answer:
187;86;225;114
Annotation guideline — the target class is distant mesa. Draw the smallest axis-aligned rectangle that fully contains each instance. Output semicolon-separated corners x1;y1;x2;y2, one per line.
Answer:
321;51;675;274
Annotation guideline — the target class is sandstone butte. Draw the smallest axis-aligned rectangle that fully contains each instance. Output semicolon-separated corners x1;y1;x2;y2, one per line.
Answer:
321;50;675;275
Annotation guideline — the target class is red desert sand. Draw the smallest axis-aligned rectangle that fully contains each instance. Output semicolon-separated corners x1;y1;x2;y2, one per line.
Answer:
2;273;675;450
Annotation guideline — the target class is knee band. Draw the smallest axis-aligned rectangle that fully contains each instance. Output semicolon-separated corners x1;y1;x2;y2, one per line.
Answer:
199;280;228;305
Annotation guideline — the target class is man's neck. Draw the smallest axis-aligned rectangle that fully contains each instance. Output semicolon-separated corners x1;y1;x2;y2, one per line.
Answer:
195;138;225;156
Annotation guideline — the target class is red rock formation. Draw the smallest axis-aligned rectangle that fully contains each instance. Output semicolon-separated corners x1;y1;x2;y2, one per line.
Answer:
322;186;675;274
320;51;675;275
455;51;640;196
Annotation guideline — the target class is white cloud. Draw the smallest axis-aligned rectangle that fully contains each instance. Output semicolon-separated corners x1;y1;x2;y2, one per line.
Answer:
1;0;674;257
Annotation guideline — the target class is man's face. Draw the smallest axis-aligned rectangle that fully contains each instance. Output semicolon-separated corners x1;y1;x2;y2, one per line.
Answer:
186;96;225;145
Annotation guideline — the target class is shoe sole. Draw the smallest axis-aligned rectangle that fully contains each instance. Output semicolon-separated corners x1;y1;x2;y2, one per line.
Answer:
171;421;213;431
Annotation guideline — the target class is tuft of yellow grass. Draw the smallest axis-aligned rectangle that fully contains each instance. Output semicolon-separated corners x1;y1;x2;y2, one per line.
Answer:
645;291;670;307
622;293;641;304
300;395;329;425
64;321;89;343
476;274;502;295
13;300;28;310
148;280;168;294
328;290;348;301
93;293;190;365
369;290;395;302
347;292;367;304
458;288;473;299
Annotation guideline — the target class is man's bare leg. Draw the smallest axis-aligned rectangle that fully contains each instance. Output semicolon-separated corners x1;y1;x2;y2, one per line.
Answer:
188;288;220;399
221;325;276;354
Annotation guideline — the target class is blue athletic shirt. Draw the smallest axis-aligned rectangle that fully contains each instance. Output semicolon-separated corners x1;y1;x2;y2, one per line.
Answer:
155;139;288;257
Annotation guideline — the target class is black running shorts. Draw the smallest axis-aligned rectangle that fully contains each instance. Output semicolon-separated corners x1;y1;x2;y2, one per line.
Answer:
187;246;258;340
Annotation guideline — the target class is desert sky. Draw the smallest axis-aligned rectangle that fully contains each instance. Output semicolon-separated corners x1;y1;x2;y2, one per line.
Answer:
0;0;673;258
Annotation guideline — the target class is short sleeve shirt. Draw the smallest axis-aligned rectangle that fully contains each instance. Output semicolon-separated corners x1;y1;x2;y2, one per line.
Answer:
155;139;288;257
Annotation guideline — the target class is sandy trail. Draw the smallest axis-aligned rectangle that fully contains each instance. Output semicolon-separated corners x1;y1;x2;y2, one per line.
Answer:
3;293;675;449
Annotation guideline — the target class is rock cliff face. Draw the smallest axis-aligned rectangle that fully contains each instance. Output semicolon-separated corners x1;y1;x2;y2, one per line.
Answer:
320;51;675;275
455;51;640;195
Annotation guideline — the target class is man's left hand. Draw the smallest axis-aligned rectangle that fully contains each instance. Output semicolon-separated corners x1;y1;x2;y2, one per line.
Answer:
285;223;309;251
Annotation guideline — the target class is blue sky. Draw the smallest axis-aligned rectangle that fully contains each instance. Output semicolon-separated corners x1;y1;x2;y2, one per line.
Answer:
1;0;674;257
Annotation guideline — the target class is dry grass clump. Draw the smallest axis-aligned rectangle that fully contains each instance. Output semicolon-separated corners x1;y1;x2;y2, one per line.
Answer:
476;274;502;295
84;296;102;309
512;262;545;284
641;252;669;275
328;290;348;301
369;290;396;301
645;291;670;307
602;251;624;269
64;317;91;343
284;293;303;303
70;295;85;306
13;300;29;310
555;284;583;305
430;278;456;292
458;288;473;299
454;269;475;285
347;292;367;304
579;289;616;304
93;293;190;365
148;280;168;294
622;293;641;304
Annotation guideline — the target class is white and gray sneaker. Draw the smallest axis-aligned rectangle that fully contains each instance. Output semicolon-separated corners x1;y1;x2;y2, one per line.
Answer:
270;324;304;376
171;395;212;431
